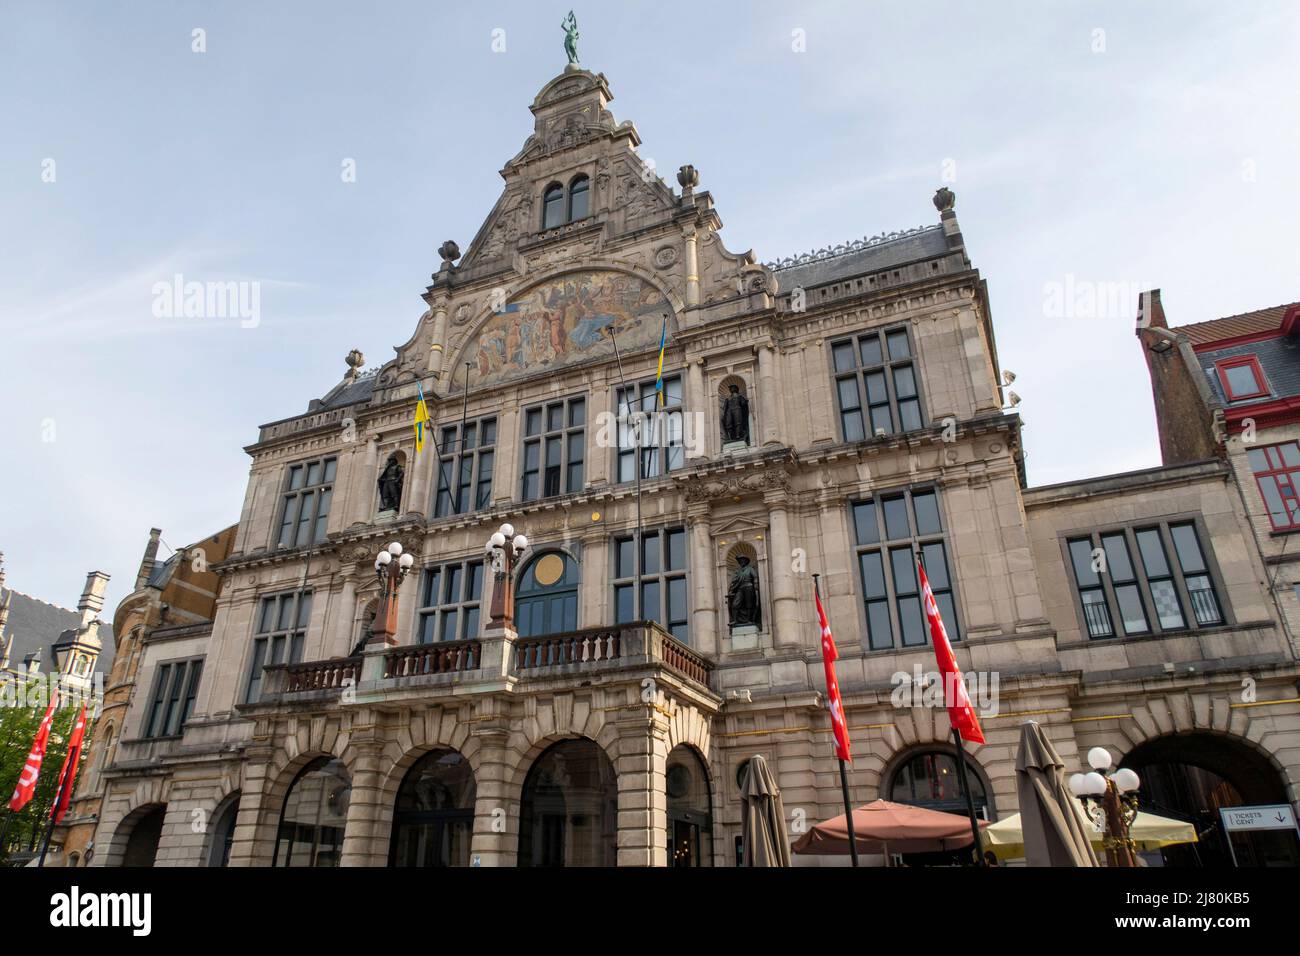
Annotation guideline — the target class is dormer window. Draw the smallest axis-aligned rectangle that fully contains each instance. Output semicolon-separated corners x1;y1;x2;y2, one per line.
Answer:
542;183;565;229
568;175;590;221
1215;355;1268;401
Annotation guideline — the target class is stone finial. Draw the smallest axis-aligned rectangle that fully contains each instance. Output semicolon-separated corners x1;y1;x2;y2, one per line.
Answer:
438;240;461;266
677;164;699;200
345;349;366;381
933;186;956;213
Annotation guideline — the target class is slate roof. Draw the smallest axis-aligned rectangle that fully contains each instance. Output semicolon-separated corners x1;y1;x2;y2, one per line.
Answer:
1199;335;1300;406
317;370;378;411
1174;303;1297;347
0;588;114;676
767;226;949;290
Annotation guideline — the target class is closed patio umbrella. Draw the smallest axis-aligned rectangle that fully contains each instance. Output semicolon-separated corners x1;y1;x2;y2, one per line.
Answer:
1015;720;1099;867
740;754;791;867
791;799;986;856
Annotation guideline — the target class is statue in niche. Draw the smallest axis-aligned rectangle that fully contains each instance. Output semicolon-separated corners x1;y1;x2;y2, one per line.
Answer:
727;555;761;630
377;455;404;512
721;383;751;445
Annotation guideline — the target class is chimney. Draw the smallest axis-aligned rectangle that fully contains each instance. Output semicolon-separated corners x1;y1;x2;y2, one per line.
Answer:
1137;288;1166;332
78;570;110;629
135;528;162;589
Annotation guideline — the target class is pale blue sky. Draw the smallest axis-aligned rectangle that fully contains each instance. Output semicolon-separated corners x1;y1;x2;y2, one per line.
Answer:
2;1;1297;614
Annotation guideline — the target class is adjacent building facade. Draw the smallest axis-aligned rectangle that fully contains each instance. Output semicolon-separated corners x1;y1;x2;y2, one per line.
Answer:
77;64;1300;867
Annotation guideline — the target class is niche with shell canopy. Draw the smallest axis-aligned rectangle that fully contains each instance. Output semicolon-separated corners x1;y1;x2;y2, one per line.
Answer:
723;541;763;633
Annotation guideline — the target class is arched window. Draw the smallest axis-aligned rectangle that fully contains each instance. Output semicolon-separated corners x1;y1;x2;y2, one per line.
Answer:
567;175;590;221
207;793;240;867
542;183;565;230
667;746;712;867
516;552;579;638
122;805;166;867
888;750;988;818
274;757;351;867
519;738;617;867
390;749;476;867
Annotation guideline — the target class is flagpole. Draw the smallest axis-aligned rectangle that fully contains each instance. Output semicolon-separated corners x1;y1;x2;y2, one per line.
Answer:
37;758;70;868
951;725;986;865
813;573;858;867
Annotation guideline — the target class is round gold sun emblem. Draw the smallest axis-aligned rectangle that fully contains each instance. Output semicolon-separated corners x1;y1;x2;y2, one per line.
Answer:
534;553;565;586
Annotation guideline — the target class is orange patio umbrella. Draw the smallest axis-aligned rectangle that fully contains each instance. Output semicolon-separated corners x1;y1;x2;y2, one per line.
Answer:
792;799;989;857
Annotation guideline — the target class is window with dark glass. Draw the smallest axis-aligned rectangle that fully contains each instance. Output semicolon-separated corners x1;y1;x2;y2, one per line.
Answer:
1215;355;1268;401
521;397;585;501
515;552;579;638
144;658;204;738
277;456;336;548
274;757;350;868
246;591;311;703
1248;442;1300;531
390;750;475;867
1065;522;1224;639
890;750;988;818
434;416;496;517
832;327;924;442
416;560;484;643
615;375;684;482
613;528;688;641
567;175;590;221
851;488;957;650
542;183;565;229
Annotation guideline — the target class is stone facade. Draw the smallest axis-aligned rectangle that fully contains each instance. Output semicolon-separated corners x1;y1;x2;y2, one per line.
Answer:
79;65;1300;867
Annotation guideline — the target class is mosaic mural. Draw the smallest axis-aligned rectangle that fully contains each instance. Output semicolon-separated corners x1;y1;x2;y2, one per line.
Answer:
463;270;672;387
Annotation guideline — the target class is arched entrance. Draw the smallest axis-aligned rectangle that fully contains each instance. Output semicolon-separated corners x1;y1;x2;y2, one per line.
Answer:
518;738;617;867
1123;733;1298;867
516;551;579;637
273;757;351;867
207;793;240;867
121;805;166;868
886;748;990;866
390;749;475;867
666;746;712;867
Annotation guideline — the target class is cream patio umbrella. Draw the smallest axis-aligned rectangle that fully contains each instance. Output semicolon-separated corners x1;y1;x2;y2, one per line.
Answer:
1015;720;1100;867
984;810;1199;862
739;755;792;867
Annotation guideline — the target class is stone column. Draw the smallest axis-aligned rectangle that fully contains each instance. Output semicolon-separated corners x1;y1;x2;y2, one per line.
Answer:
469;715;516;866
687;501;718;656
588;382;611;486
227;742;276;866
757;343;782;447
765;490;801;649
804;342;836;445
493;405;519;506
685;358;708;460
817;494;861;651
340;737;387;866
427;302;448;377
682;229;700;308
614;705;670;867
581;527;610;630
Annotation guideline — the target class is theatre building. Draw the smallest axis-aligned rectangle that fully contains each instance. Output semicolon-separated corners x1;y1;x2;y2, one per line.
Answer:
82;63;1300;867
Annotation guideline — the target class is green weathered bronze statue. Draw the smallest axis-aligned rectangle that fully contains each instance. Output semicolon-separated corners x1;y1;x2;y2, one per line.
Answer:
562;11;579;65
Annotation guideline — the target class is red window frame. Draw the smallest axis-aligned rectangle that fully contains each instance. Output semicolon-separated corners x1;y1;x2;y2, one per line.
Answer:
1215;355;1269;401
1249;442;1300;531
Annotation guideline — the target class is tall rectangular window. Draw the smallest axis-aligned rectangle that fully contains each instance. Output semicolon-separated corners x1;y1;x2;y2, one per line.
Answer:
246;591;311;703
277;457;337;548
615;375;685;482
521;397;585;501
416;559;485;643
612;528;689;641
434;416;497;517
832;327;924;442
1248;442;1300;531
1065;522;1225;639
144;658;204;738
851;488;957;650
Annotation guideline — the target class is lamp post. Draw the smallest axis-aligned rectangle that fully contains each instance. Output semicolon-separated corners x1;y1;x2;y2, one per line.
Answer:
368;541;415;646
1069;747;1141;867
484;523;528;632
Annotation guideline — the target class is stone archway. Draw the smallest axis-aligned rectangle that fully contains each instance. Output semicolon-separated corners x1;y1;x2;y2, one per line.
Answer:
120;804;166;868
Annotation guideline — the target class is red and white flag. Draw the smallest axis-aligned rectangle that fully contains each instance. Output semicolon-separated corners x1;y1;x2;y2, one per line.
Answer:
9;691;59;812
50;705;88;824
918;560;985;744
814;579;852;762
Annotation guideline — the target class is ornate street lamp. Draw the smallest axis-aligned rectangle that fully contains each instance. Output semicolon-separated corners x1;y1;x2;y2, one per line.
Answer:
369;540;415;646
484;523;528;632
1069;747;1141;867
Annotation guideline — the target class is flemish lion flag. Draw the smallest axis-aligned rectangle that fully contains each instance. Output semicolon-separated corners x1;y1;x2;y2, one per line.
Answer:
918;559;985;744
413;382;431;454
9;690;59;812
653;315;668;407
813;578;851;762
50;705;88;824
